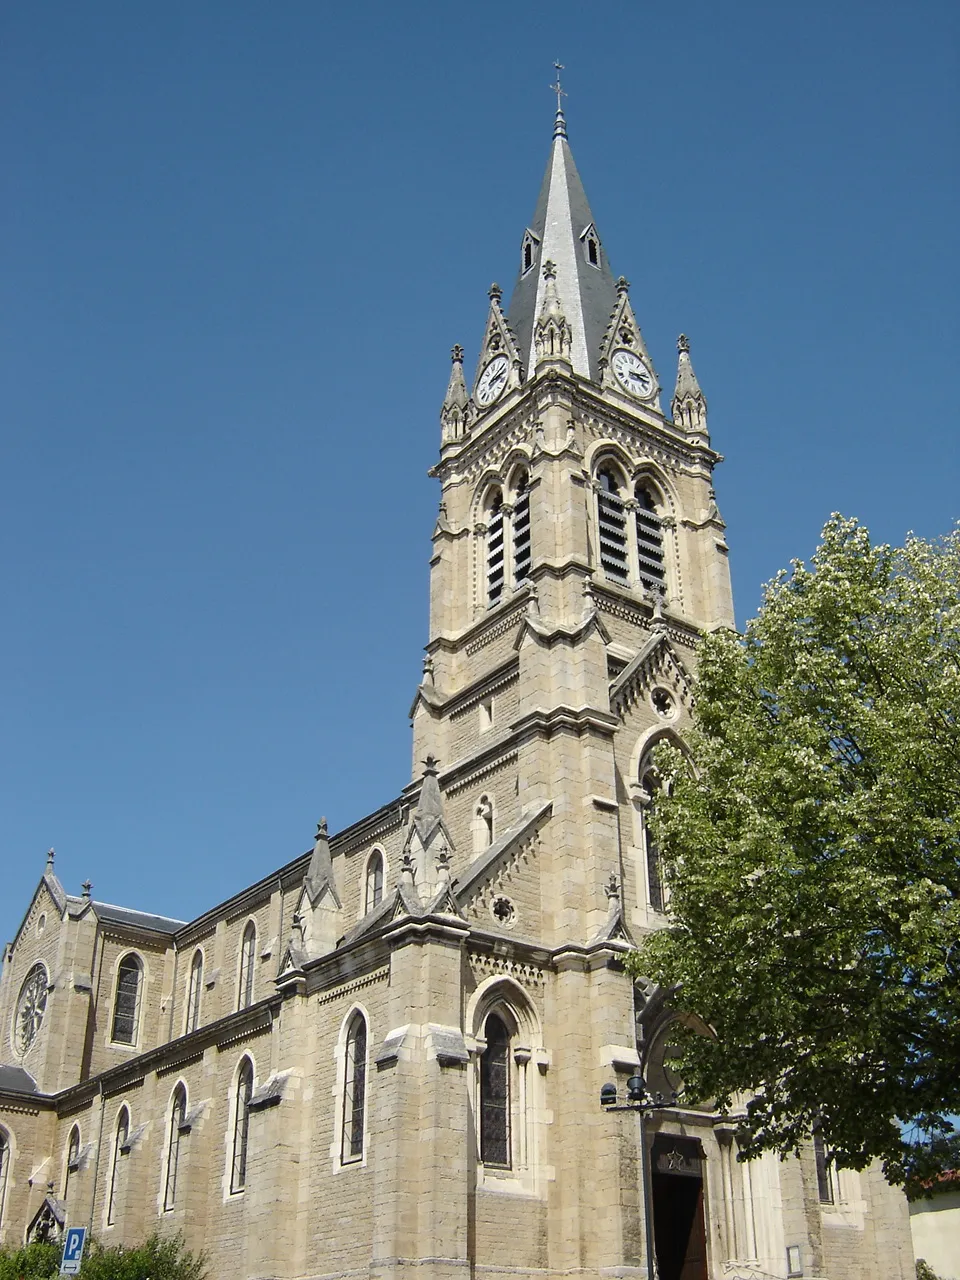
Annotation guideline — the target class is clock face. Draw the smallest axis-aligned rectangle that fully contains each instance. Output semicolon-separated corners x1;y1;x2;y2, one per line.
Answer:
476;355;509;407
15;964;47;1054
612;349;655;399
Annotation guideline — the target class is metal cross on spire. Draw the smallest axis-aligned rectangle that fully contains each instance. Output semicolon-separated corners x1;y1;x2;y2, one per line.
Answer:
551;61;568;138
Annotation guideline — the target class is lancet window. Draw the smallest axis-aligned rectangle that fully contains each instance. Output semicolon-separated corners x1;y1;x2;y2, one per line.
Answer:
231;1058;254;1192
486;488;506;604
483;469;534;607
814;1131;835;1204
364;850;384;914
111;954;143;1045
63;1126;81;1203
106;1107;129;1226
0;1129;8;1229
164;1085;186;1210
479;1014;511;1168
596;466;629;584
635;483;665;595
341;1012;367;1164
639;758;666;913
185;949;203;1033
238;921;256;1010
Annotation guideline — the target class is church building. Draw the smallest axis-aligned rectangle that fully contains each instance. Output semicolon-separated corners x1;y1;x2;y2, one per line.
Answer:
0;103;914;1280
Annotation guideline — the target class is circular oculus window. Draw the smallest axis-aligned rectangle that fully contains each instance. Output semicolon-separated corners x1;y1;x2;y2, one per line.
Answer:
651;688;676;719
490;896;517;928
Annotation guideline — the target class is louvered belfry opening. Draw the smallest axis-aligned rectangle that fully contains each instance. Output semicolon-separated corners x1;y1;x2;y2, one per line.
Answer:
487;489;505;604
597;467;629;584
512;472;531;585
635;484;666;594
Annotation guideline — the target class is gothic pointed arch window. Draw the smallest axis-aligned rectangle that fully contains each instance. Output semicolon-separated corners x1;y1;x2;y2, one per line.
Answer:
364;850;384;914
479;1013;511;1168
341;1012;368;1164
111;954;143;1045
596;464;629;584
164;1084;186;1210
511;469;532;585
185;949;203;1033
486;487;506;605
106;1106;129;1226
63;1125;81;1203
0;1128;9;1229
230;1057;254;1193
238;921;256;1010
639;758;666;913
814;1130;835;1204
635;482;666;596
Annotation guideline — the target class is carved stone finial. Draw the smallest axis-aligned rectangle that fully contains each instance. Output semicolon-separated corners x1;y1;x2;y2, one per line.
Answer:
526;581;540;619
422;654;435;687
436;842;451;886
423;754;440;776
488;283;503;304
292;910;305;945
616;276;630;296
45;848;55;872
400;849;415;887
451;344;464;364
605;871;620;901
677;333;690;354
81;880;92;900
542;259;557;281
316;817;328;841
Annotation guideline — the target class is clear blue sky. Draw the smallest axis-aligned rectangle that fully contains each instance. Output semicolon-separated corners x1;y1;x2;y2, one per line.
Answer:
2;1;957;944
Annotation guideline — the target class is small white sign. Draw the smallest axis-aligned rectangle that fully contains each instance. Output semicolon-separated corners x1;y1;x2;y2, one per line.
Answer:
60;1226;87;1275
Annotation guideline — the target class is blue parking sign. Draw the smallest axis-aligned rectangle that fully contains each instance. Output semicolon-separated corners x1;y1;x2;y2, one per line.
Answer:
60;1226;87;1275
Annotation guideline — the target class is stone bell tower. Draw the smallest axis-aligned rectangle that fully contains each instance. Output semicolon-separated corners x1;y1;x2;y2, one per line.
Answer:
411;96;733;949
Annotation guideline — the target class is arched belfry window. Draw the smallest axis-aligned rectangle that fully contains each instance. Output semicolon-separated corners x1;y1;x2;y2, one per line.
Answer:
596;466;629;584
111;954;143;1045
486;488;505;605
238;921;256;1010
635;483;665;596
341;1012;368;1164
365;850;384;914
164;1085;186;1210
186;949;203;1033
512;471;531;585
63;1126;81;1202
231;1058;254;1193
0;1128;9;1229
479;1014;511;1168
107;1107;129;1226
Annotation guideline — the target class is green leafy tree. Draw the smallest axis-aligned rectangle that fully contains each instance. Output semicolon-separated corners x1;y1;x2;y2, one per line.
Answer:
0;1240;60;1279
0;1232;206;1280
626;516;960;1193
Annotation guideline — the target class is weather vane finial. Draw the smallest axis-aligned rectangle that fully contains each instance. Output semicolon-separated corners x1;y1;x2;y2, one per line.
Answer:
551;61;567;139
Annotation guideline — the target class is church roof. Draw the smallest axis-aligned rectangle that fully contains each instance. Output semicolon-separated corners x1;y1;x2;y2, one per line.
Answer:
507;110;618;381
90;900;186;934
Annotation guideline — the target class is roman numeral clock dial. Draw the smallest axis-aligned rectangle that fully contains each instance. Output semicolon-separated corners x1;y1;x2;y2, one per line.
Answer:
476;355;509;407
612;348;655;400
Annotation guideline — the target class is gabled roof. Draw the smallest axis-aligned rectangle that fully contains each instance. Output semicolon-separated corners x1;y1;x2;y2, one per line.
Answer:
507;114;618;382
452;800;553;903
609;629;694;715
91;901;186;935
0;1063;37;1094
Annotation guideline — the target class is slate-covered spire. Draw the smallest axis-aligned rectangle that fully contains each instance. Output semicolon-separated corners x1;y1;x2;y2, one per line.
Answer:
507;109;618;381
671;334;708;439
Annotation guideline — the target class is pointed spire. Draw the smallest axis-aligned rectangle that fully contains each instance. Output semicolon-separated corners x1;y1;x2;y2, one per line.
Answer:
440;345;470;444
534;260;572;368
672;334;708;438
507;102;618;381
303;817;339;906
412;755;445;848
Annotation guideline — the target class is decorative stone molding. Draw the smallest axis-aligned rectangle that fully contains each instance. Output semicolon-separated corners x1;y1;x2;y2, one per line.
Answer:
315;966;389;1009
